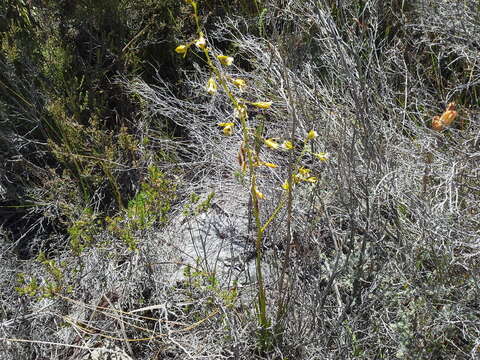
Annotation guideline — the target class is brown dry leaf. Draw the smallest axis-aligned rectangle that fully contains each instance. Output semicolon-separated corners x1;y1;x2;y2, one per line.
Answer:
432;102;458;131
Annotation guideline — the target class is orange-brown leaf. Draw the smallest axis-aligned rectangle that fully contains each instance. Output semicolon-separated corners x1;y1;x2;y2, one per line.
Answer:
432;102;458;131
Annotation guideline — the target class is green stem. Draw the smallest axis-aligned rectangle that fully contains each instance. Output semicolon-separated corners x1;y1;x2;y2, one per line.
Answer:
191;3;270;346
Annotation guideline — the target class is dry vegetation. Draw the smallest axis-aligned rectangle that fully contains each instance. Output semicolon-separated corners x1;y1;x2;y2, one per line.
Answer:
1;0;480;359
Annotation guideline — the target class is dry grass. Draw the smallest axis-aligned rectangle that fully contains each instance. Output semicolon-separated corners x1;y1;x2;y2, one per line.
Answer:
1;0;480;359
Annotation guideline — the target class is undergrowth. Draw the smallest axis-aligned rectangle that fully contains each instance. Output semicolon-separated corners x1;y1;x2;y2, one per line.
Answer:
1;0;480;359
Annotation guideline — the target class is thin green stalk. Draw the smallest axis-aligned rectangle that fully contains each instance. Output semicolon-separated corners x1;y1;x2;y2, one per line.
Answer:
274;55;298;339
261;195;286;233
187;2;274;347
251;176;269;331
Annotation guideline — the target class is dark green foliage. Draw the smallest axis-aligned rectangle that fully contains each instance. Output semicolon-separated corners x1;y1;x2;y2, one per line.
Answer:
0;0;187;255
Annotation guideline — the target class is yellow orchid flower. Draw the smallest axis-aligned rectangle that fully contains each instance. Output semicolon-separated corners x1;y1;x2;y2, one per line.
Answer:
195;36;206;49
232;78;247;90
218;122;234;136
251;101;272;109
298;167;311;175
217;55;234;66
293;173;303;183
175;44;189;56
223;125;233;136
282;140;293;150
306;129;318;140
218;122;234;127
259;161;278;168
253;185;265;200
283;169;317;189
282;178;298;190
264;138;279;150
314;152;329;161
206;77;217;95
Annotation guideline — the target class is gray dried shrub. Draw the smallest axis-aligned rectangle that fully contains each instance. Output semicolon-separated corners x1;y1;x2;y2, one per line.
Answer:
131;0;479;358
2;0;480;359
